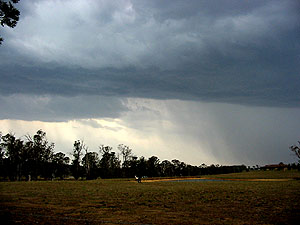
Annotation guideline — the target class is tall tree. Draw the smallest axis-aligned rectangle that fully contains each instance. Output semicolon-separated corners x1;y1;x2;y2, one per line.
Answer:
172;159;183;176
118;144;132;167
146;156;160;177
0;0;20;44
118;144;134;177
25;130;55;180
160;160;174;177
71;140;85;180
99;145;120;178
125;156;137;178
0;132;5;178
82;152;99;180
1;133;24;180
0;132;4;164
136;157;147;178
52;152;70;180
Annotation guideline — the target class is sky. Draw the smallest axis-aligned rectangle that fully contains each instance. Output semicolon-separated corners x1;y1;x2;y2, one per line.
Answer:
0;0;299;166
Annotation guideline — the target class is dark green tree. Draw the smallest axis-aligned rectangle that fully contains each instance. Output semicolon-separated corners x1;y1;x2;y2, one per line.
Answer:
125;156;138;178
52;152;70;180
136;156;147;178
82;151;99;180
1;133;24;180
0;132;4;168
118;144;134;177
146;156;160;177
71;140;85;180
160;160;174;177
24;130;55;180
99;145;121;178
0;132;7;179
172;159;186;176
0;0;20;44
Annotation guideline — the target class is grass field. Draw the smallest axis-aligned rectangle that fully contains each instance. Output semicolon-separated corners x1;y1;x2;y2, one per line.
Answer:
1;170;300;224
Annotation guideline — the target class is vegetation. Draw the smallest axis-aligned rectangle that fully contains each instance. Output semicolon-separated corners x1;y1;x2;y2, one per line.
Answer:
0;0;20;45
0;130;56;181
203;170;300;180
290;141;300;163
0;130;251;181
1;130;299;223
0;171;299;224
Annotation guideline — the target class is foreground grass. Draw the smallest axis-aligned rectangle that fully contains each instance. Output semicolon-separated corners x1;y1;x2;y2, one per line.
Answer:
1;171;300;224
204;169;300;180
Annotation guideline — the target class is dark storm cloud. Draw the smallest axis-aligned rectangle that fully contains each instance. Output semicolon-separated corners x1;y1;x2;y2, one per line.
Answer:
1;0;299;109
0;94;127;121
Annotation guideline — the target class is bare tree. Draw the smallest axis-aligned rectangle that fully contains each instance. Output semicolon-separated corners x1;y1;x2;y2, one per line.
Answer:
290;141;300;163
118;144;132;167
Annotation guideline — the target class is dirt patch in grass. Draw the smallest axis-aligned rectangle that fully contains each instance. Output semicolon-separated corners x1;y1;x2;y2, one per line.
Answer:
140;177;293;182
138;177;202;182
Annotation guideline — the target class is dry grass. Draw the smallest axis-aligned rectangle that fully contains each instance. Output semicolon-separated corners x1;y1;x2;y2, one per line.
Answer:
204;169;300;180
1;170;300;224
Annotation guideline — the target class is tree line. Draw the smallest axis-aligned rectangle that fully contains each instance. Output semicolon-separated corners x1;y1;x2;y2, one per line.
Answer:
1;129;248;181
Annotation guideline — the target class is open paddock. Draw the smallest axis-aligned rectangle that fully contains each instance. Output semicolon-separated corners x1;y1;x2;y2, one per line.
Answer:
1;171;300;224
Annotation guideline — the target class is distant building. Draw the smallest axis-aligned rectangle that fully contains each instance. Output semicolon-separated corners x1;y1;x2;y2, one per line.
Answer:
261;162;288;171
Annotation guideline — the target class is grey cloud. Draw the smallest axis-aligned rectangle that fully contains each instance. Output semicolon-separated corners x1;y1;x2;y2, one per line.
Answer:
1;62;298;108
198;103;300;165
121;99;300;165
0;0;299;110
0;95;128;121
132;0;272;25
5;0;297;69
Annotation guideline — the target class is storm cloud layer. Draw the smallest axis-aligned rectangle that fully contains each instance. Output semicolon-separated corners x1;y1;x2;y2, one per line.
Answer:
1;0;299;116
0;0;299;165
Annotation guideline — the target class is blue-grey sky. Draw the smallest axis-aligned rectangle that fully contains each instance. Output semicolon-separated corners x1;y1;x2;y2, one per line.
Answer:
0;0;299;165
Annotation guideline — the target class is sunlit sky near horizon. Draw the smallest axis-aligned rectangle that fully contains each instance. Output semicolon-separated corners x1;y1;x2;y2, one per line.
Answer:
0;0;299;166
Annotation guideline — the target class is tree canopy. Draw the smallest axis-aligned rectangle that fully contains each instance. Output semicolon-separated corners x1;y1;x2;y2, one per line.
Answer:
0;0;20;45
0;129;250;181
4;129;295;181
